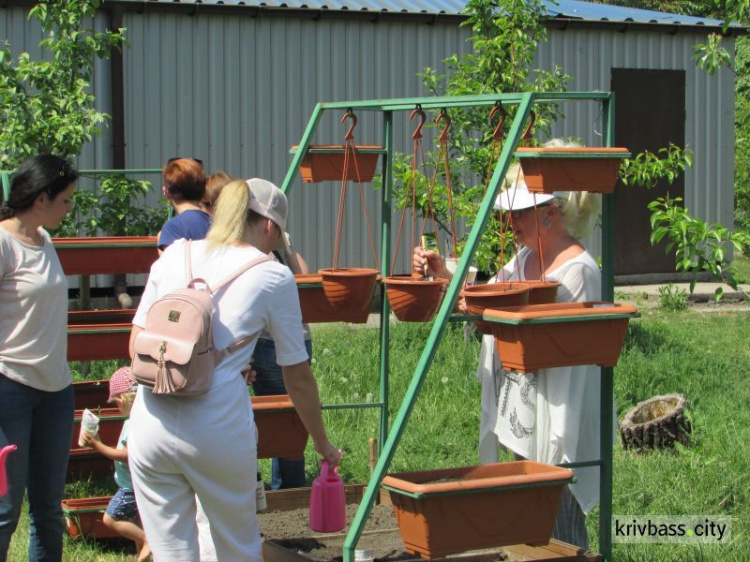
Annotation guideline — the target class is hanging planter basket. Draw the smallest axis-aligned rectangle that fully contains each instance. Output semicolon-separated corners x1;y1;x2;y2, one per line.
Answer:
523;280;562;304
62;497;120;539
318;268;379;317
252;395;309;460
484;301;638;373
461;283;530;334
54;236;158;276
296;274;371;324
515;147;630;194
381;461;574;560
292;145;382;183
383;275;447;322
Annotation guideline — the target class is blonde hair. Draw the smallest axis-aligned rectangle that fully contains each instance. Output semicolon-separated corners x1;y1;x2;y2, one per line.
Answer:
117;391;136;407
557;191;601;241
206;179;267;249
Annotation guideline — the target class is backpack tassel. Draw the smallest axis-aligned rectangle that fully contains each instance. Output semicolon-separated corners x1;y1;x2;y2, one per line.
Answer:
153;341;177;394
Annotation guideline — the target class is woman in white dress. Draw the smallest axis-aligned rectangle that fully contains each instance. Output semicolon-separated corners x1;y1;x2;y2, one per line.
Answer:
413;160;602;550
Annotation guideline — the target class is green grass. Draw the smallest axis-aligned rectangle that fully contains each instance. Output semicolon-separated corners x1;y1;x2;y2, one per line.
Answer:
9;311;750;560
732;252;750;284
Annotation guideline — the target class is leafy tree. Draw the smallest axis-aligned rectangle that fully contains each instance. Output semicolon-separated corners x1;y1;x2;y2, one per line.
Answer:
0;1;167;239
0;0;124;168
387;0;570;275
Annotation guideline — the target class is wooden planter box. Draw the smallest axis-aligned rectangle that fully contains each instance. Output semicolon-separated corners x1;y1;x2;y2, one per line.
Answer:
73;379;111;411
484;302;638;372
296;274;371;324
54;236;158;275
62;496;120;539
381;462;574;560
294;145;382;183
515;147;630;194
252;395;309;460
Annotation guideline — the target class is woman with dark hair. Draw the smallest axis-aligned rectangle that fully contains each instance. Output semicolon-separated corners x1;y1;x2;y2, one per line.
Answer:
158;158;210;250
0;154;79;561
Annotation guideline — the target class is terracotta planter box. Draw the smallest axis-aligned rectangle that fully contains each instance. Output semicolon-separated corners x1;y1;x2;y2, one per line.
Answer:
484;301;638;373
73;379;111;411
294;145;382;183
523;280;561;305
296;274;371;324
67;451;113;482
54;236;158;275
381;461;574;559
461;282;530;334
318;268;379;320
62;496;120;539
383;275;447;322
68;309;135;326
515;147;630;194
252;395;309;460
68;324;131;361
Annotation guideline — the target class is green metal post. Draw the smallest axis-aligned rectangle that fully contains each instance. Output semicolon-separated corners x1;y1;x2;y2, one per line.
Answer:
1;172;9;202
378;111;394;454
341;93;537;562
599;94;616;562
280;104;324;194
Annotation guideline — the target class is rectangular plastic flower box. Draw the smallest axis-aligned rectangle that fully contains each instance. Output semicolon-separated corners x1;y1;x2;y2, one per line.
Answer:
252;395;309;460
292;145;382;183
515;147;630;193
68;309;133;361
54;236;158;275
62;496;120;539
381;461;574;559
483;301;638;372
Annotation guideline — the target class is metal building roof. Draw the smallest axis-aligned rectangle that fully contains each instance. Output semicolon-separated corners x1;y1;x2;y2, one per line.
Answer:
112;0;734;29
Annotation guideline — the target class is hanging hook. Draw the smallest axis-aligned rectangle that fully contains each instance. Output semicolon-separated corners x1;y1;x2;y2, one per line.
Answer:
489;104;507;141
522;111;536;145
410;107;426;140
341;110;357;141
436;109;451;144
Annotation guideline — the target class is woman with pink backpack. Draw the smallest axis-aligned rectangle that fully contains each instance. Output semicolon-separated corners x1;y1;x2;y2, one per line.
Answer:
127;178;339;561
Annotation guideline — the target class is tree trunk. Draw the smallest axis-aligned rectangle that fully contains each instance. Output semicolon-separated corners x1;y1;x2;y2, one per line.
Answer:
619;393;691;450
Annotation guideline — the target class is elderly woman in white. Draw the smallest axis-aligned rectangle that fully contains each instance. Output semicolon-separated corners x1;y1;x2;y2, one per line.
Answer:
413;157;604;549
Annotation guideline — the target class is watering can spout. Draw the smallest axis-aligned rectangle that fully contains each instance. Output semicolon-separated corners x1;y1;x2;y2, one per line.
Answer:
0;444;17;497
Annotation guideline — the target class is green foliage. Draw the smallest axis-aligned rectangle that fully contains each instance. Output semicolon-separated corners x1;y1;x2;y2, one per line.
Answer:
692;33;734;76
386;0;570;276
0;0;125;167
648;196;750;300
657;283;689;311
619;144;693;190
53;174;168;237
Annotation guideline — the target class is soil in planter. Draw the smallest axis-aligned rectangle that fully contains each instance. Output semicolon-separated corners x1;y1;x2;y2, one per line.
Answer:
258;503;515;561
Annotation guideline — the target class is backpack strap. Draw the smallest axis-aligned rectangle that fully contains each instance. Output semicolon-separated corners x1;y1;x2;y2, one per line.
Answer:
214;328;264;363
184;240;273;292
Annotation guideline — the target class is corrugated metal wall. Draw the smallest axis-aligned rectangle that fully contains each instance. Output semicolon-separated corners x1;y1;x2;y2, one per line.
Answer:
535;27;736;258
1;6;736;274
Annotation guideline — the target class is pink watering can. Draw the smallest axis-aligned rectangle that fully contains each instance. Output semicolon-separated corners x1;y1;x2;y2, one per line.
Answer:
0;445;17;497
309;459;345;533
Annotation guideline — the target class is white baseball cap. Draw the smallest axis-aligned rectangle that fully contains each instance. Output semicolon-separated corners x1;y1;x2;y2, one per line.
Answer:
246;178;292;253
494;178;558;212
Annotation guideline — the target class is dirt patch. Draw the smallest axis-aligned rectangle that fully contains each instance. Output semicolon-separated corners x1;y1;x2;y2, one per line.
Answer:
257;503;512;561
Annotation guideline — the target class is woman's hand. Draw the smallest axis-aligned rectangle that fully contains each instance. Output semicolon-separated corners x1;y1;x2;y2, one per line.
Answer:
412;246;448;279
314;439;341;468
241;366;257;385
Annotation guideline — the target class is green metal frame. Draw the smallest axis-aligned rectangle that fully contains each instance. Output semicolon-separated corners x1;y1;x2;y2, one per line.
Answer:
283;92;619;562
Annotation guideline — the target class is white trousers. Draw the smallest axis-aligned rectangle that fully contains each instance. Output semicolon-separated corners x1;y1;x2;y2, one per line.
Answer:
129;376;260;562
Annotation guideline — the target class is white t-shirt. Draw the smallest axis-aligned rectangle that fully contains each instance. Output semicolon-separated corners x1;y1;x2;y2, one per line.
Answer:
133;239;309;389
0;227;70;391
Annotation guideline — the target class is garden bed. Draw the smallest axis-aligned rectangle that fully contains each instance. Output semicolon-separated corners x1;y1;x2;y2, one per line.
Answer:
258;488;599;561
